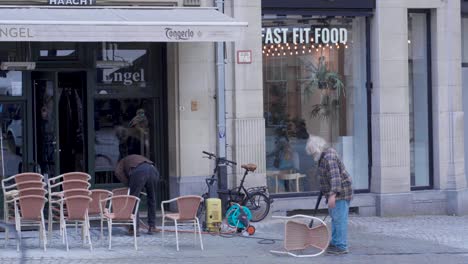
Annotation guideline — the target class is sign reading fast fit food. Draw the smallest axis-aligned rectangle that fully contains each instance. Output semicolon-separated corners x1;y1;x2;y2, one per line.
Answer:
262;27;348;45
48;0;95;5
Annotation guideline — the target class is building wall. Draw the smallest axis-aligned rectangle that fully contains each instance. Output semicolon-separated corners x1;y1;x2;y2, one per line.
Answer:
168;0;266;198
371;0;467;216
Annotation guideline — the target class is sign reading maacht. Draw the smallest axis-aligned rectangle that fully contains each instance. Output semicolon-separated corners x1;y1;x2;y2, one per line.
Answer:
48;0;95;5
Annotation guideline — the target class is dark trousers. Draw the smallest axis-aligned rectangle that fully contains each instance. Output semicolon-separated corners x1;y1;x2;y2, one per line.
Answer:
128;162;159;230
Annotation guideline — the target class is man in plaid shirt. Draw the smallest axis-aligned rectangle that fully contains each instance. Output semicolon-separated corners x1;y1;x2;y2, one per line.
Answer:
306;135;353;255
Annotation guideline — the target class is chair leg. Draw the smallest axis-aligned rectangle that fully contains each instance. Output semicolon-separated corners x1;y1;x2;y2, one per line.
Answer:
193;220;197;245
48;207;53;239
17;228;21;252
87;218;93;251
39;215;47;252
42;217;47;252
174;220;179;251
100;217;104;241
133;220;138;251
196;218;204;250
64;223;69;252
108;220;112;250
161;218;165;245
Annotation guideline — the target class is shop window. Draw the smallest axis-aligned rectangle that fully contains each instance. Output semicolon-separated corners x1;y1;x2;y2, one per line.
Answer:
262;16;369;194
95;43;151;96
38;42;78;60
408;11;432;189
94;98;155;185
0;102;24;177
0;71;22;96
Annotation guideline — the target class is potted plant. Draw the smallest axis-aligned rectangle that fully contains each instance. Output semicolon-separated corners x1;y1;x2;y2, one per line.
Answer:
302;56;345;120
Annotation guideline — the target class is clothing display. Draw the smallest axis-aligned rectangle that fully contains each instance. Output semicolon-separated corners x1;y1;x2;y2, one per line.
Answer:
58;87;84;173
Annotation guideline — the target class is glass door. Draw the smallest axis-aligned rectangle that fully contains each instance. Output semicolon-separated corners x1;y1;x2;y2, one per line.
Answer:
32;71;87;180
32;72;59;180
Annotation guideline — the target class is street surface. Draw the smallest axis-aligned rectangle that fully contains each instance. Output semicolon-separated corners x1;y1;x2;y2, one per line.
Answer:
1;215;468;264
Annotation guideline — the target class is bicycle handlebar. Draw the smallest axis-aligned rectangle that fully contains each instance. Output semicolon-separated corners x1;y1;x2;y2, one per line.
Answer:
202;151;237;166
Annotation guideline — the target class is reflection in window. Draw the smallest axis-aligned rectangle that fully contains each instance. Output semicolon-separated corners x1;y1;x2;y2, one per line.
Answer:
94;98;154;184
408;12;431;188
0;103;23;177
96;43;149;92
38;42;78;60
0;71;22;96
262;17;368;194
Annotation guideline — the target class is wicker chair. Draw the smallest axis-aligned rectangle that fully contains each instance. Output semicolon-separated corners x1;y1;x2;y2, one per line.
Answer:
270;215;330;257
88;189;112;240
161;195;204;251
102;195;140;250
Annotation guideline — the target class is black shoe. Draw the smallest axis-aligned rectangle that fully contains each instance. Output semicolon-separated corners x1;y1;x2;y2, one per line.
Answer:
326;246;349;255
147;227;157;235
127;227;140;237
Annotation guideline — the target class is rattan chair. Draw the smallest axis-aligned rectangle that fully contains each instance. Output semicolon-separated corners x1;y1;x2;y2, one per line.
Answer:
161;195;204;251
270;215;330;257
13;195;48;252
102;195;140;250
59;195;93;251
88;189;112;240
48;177;90;238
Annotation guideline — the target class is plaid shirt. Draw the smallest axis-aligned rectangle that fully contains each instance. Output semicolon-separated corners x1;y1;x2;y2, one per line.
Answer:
318;148;353;201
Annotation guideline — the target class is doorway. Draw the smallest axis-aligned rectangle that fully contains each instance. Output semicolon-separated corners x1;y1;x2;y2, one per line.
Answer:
32;71;87;179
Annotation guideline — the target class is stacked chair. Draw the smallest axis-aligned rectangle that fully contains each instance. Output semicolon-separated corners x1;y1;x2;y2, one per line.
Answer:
2;172;142;251
1;173;48;251
47;172;93;250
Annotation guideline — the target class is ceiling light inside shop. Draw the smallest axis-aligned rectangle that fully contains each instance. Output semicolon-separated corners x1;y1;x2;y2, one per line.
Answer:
0;62;36;71
96;60;132;69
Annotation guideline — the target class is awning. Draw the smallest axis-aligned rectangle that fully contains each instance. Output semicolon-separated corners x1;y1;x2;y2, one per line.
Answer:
0;7;248;42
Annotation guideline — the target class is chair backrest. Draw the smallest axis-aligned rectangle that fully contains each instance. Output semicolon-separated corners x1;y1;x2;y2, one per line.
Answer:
16;181;46;190
63;189;91;198
110;195;139;220
18;195;46;221
62;180;90;191
176;195;202;220
284;220;329;251
14;173;43;184
18;187;47;197
62;172;91;182
89;189;112;215
65;195;92;221
112;187;129;196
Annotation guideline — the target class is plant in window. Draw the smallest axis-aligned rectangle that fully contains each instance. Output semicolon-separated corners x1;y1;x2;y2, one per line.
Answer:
302;56;345;120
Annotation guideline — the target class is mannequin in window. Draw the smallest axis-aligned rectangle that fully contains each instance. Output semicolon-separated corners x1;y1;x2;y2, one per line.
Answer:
126;108;149;158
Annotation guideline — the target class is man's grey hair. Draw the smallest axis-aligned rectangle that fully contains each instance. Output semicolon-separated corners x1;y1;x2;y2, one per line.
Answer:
305;135;328;161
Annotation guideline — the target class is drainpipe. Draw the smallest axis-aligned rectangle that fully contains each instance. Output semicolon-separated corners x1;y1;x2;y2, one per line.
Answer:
215;0;228;194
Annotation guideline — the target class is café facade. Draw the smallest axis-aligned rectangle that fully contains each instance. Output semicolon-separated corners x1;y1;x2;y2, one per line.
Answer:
0;0;467;217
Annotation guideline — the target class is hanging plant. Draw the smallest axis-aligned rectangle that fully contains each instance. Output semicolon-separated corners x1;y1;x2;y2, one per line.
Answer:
301;56;344;120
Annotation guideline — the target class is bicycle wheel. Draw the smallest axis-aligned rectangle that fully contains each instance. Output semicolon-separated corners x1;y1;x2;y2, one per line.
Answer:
244;192;270;222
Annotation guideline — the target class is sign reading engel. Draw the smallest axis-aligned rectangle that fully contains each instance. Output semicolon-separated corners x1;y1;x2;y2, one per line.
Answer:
48;0;95;5
262;27;348;45
0;27;33;39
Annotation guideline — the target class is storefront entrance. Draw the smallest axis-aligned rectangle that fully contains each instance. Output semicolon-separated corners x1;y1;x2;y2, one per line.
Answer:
31;71;87;179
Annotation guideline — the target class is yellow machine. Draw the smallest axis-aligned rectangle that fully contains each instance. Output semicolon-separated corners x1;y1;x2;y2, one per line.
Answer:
205;198;222;232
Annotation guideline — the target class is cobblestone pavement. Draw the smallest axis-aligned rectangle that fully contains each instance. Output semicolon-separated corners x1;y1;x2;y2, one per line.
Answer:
1;215;468;264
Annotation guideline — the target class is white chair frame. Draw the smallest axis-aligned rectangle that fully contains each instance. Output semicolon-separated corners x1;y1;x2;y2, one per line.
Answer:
270;215;330;257
161;196;204;251
13;196;48;252
101;195;141;250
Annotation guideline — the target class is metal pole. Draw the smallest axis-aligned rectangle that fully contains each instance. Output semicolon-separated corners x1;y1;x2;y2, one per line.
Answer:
215;0;228;199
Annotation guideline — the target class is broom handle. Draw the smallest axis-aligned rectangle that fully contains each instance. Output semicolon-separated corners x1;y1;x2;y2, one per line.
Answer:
308;192;323;228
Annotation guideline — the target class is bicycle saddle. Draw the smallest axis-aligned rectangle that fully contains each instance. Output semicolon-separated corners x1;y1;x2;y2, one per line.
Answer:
241;164;257;172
